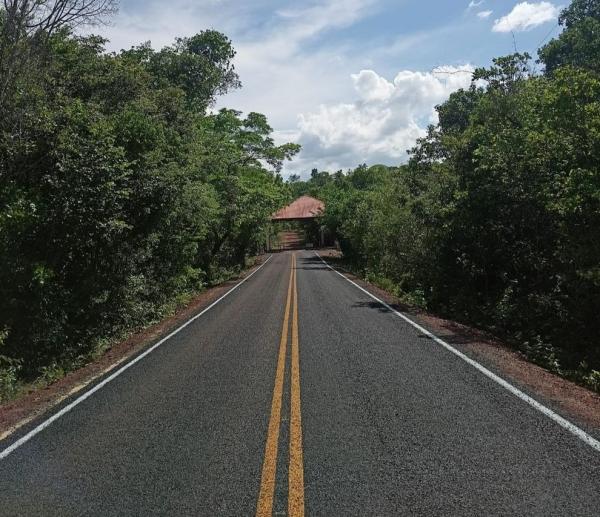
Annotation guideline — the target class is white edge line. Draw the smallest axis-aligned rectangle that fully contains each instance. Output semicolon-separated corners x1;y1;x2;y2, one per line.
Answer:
0;255;273;460
315;252;600;453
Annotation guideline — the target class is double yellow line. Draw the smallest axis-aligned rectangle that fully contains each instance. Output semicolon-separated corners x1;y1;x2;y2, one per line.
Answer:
256;253;305;517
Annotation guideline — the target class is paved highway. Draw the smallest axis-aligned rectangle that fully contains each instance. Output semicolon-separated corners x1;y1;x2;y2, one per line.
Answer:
1;251;599;516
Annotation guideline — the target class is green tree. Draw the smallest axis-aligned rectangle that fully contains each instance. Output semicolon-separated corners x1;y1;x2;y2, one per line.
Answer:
539;0;600;73
196;109;299;273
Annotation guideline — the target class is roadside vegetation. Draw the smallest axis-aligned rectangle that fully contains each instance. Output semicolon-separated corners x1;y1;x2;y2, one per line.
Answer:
1;0;599;402
0;1;299;400
291;0;600;392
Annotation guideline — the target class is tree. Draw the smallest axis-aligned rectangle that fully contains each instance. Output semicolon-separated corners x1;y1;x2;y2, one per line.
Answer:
0;0;117;106
196;109;299;272
558;0;600;26
147;31;241;113
539;0;600;74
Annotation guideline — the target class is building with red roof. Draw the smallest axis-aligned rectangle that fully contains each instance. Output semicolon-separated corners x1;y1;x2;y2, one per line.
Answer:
271;195;324;221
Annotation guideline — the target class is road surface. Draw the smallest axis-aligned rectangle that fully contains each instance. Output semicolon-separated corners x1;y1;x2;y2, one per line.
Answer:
1;251;599;516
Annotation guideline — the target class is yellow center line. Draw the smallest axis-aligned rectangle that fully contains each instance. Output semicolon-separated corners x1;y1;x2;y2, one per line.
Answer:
288;253;305;517
256;253;305;517
256;253;294;517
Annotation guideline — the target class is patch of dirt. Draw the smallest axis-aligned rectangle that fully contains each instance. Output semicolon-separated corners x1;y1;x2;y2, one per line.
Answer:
0;256;270;441
416;314;600;431
317;248;342;259
319;253;600;433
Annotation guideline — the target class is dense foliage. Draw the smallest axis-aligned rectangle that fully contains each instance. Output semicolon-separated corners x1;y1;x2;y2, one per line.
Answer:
0;6;298;398
293;0;600;391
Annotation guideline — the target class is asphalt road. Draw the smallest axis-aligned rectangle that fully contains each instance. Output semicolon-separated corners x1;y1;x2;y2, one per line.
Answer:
1;251;599;516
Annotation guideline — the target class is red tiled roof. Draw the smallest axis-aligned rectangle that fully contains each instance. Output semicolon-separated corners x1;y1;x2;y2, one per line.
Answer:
271;195;324;221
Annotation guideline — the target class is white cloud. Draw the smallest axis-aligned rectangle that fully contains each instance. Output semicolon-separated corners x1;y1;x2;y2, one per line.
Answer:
93;1;475;176
237;0;377;68
222;0;380;130
468;0;484;9
287;66;474;174
97;0;381;132
477;10;493;19
100;0;376;55
492;1;559;33
351;69;396;101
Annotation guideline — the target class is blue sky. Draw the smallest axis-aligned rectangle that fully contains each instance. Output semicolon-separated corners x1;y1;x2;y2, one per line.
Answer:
101;1;564;176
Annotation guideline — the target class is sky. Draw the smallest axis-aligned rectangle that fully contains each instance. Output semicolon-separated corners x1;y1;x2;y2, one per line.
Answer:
99;1;564;177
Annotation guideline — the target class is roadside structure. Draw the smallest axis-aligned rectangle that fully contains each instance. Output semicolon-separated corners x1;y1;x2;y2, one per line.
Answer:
271;195;325;222
269;196;326;250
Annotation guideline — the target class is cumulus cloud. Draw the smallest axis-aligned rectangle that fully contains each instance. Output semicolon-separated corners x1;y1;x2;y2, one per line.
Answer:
477;10;493;19
492;1;559;32
288;66;474;173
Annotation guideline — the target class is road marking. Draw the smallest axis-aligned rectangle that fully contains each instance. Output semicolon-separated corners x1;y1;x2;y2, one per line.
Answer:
0;255;273;461
315;252;600;453
257;253;306;516
257;253;294;517
289;254;305;517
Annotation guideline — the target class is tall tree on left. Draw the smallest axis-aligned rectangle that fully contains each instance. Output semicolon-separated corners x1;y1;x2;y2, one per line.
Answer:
0;0;118;107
